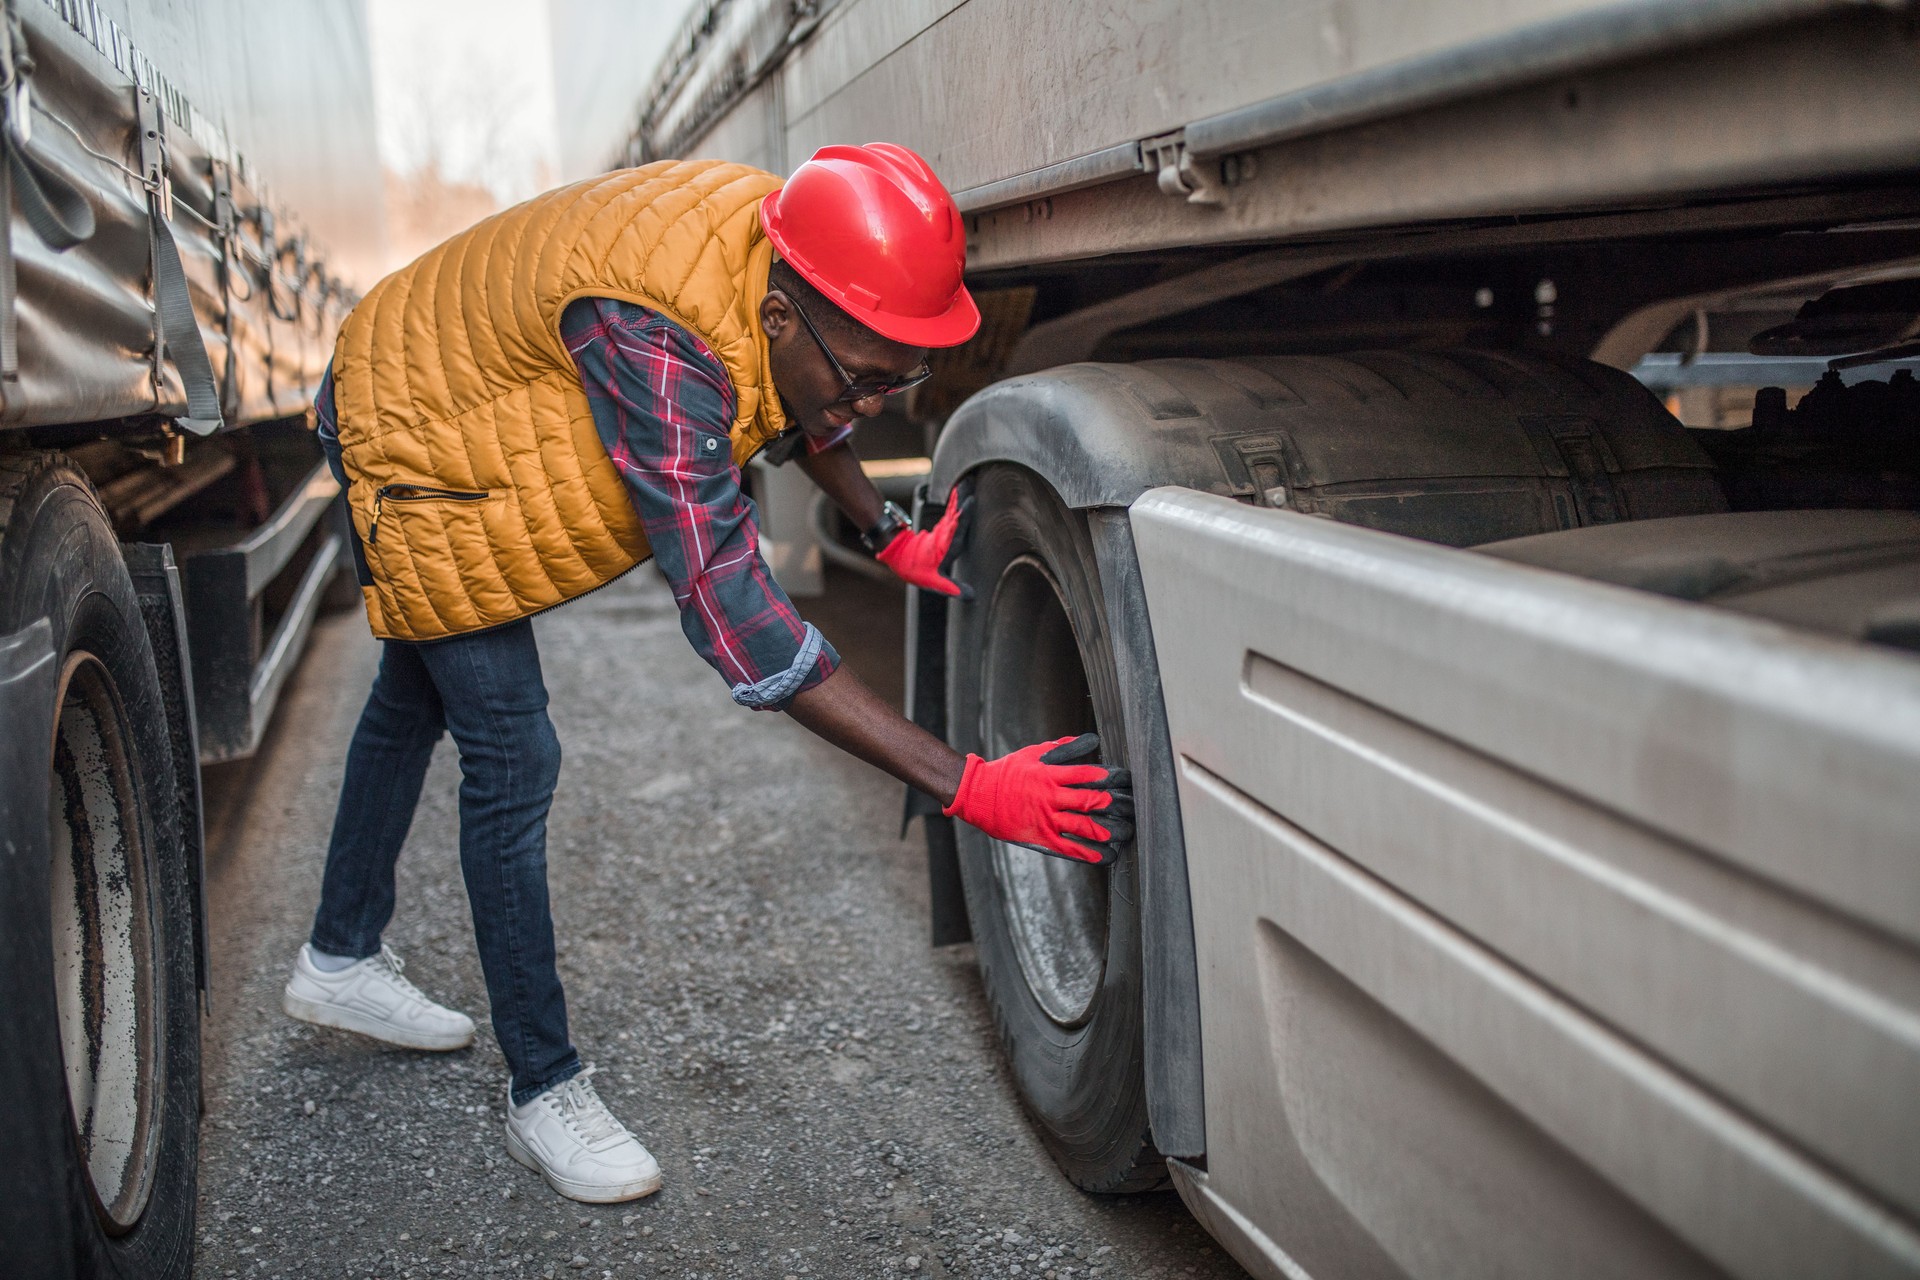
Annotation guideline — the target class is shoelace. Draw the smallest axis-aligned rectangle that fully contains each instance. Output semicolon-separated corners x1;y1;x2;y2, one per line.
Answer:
370;944;430;1002
545;1066;626;1145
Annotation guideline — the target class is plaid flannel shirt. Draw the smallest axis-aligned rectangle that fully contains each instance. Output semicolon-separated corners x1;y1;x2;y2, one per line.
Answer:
560;297;839;709
313;299;840;710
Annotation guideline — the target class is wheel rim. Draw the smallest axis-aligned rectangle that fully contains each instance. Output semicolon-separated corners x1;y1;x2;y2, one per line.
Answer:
48;650;163;1231
982;555;1108;1026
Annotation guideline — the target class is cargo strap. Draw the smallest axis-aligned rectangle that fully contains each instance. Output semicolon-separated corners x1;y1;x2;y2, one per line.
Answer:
0;6;95;382
209;159;240;412
136;87;223;435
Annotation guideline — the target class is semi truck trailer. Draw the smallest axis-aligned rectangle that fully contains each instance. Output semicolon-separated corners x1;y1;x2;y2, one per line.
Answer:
628;2;1920;1276
0;1;381;1275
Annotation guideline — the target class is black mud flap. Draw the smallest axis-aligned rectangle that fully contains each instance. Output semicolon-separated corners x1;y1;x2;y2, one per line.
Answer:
903;482;971;947
125;543;210;1006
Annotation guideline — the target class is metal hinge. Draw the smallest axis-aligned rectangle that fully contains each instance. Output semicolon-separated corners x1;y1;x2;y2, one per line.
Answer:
209;158;234;236
1140;130;1225;207
134;84;169;216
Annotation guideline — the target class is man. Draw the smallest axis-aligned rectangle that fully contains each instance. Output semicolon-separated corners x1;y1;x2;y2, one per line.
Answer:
281;145;1132;1204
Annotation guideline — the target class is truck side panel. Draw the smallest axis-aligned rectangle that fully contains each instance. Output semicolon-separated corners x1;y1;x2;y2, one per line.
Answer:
1132;488;1920;1280
653;1;1920;276
686;0;1642;189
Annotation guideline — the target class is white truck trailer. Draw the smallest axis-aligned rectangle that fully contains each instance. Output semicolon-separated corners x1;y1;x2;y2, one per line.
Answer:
0;2;381;1275
630;2;1920;1276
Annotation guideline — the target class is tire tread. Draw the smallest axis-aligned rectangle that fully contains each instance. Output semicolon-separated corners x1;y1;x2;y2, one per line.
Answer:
949;464;1167;1196
0;447;199;1280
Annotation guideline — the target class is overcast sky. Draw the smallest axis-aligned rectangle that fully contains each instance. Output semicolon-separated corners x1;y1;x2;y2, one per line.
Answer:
366;0;702;203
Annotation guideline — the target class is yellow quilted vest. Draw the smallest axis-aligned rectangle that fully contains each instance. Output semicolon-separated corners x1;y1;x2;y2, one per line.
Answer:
330;159;788;642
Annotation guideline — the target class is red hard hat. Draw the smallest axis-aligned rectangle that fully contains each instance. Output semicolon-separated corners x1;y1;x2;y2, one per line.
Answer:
760;143;980;349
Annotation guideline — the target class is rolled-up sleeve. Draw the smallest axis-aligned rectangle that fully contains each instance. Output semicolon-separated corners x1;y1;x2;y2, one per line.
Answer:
562;297;839;710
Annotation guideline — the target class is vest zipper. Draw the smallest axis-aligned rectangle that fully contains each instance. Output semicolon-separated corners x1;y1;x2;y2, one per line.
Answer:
524;556;646;622
369;484;492;545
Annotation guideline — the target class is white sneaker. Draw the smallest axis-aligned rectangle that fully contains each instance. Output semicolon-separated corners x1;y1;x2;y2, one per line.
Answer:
505;1066;662;1203
282;943;475;1051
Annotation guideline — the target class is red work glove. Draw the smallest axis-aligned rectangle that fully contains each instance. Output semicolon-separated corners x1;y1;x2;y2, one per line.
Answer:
875;498;971;598
943;733;1133;865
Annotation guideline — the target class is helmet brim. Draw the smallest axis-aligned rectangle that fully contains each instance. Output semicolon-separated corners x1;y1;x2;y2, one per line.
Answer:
843;288;982;349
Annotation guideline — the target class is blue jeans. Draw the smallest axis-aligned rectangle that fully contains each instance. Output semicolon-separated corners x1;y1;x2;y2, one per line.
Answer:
311;430;580;1104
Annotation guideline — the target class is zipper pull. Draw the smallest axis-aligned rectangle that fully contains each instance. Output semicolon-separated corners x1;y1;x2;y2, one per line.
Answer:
369;488;384;545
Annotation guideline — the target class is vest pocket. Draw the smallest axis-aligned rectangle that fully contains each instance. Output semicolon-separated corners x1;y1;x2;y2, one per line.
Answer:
369;484;493;545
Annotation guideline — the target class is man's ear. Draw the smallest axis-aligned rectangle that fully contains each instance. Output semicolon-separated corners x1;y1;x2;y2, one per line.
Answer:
760;289;794;344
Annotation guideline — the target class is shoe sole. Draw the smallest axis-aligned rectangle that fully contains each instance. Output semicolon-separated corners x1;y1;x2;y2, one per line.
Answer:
505;1127;663;1204
282;985;475;1052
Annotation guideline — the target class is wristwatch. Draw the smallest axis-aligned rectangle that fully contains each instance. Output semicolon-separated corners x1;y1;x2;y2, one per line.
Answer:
859;501;912;554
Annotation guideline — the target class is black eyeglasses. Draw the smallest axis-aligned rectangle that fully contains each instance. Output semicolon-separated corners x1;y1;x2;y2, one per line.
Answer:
786;293;932;404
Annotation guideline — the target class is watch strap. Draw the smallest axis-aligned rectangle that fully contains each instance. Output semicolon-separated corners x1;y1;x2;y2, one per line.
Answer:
860;501;912;553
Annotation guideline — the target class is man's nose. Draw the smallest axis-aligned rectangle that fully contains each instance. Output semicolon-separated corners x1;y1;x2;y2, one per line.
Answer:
852;392;888;417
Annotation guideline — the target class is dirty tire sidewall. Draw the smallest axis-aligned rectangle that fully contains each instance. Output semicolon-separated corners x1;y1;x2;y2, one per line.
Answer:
0;454;199;1279
948;464;1163;1194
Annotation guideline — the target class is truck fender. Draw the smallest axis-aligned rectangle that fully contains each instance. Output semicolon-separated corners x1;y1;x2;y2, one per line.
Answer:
926;360;1259;511
926;351;1719;523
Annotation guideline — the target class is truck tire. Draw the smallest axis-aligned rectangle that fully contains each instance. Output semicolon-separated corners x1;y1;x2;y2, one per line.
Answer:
0;453;199;1279
947;463;1165;1193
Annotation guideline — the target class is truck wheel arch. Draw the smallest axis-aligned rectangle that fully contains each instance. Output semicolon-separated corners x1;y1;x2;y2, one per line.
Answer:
917;350;1725;1170
926;361;1256;513
920;359;1272;1167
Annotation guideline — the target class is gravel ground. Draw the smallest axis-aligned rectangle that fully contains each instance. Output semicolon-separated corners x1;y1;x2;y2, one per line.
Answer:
193;564;1247;1280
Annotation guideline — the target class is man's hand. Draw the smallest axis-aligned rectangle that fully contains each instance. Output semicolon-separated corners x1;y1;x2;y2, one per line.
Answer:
785;671;1131;865
943;733;1133;865
876;498;971;598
